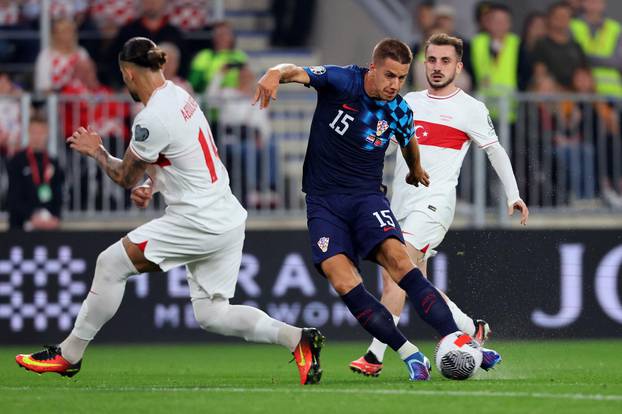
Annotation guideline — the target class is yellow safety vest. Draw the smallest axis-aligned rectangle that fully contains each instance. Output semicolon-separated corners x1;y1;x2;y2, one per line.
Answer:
471;33;520;121
570;18;622;97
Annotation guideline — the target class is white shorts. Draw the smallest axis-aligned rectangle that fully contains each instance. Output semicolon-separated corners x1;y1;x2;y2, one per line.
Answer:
399;211;447;260
127;214;245;300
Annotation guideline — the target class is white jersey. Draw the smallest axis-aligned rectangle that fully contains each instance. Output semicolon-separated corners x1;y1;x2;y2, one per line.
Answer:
391;89;498;229
129;81;247;233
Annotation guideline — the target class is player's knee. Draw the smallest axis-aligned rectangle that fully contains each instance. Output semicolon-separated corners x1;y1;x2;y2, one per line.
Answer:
330;277;361;295
192;298;228;332
93;242;133;285
383;251;415;280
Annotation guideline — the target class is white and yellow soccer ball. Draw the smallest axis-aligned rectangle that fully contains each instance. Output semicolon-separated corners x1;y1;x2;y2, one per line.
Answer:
434;331;483;380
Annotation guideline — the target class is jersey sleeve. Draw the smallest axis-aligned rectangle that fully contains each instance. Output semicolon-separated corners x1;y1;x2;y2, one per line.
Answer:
393;101;415;148
129;113;169;163
466;102;499;148
303;65;354;95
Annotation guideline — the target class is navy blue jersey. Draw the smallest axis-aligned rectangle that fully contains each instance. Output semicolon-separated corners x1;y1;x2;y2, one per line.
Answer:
301;65;415;195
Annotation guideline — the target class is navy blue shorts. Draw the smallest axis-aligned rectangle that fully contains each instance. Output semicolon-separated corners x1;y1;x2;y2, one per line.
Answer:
306;193;404;274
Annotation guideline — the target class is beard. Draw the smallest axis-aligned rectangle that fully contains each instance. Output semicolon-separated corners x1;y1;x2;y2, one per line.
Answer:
427;72;456;90
129;90;141;103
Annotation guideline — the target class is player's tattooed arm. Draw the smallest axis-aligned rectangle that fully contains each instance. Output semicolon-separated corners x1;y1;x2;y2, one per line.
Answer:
67;126;148;189
254;64;310;109
402;139;430;187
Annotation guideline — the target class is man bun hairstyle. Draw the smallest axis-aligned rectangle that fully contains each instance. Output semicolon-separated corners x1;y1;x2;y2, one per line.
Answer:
425;33;464;61
372;38;413;65
119;37;167;70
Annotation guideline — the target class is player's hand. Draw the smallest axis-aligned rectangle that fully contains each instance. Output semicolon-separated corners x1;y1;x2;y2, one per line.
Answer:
406;166;430;187
65;126;103;157
508;199;529;225
253;68;281;109
131;185;153;209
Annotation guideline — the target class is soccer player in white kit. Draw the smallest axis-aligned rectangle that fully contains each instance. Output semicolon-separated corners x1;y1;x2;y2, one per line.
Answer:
349;33;529;377
16;37;324;385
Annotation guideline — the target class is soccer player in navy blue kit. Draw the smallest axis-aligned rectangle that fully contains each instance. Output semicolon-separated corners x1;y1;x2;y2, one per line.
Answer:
255;39;462;381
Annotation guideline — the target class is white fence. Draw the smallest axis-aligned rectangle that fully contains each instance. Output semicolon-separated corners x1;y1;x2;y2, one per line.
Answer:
1;91;621;226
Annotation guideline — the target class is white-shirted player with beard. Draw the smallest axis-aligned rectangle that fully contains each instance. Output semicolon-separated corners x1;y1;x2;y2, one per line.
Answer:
16;37;324;385
349;33;529;377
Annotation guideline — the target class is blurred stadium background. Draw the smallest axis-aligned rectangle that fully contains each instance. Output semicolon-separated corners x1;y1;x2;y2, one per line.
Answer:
1;0;621;356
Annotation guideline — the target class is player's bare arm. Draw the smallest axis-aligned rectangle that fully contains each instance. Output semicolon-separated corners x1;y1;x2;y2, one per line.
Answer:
66;126;148;189
254;64;311;109
401;139;430;187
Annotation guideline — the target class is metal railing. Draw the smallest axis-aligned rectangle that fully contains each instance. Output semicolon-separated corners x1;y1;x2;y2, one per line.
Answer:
1;91;622;227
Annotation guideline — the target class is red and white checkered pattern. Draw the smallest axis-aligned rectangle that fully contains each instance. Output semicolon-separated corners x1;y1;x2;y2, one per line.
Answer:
0;2;19;26
169;0;211;31
90;0;138;28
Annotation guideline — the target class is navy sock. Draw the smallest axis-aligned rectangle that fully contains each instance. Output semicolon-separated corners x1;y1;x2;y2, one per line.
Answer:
340;283;407;351
398;267;459;337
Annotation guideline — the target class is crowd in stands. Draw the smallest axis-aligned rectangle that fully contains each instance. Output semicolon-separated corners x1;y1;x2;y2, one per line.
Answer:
0;0;621;229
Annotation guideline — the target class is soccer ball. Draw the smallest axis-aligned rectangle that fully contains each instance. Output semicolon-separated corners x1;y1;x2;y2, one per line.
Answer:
435;331;483;380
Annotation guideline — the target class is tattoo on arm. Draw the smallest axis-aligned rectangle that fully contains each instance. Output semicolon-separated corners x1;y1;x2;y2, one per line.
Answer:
93;146;148;189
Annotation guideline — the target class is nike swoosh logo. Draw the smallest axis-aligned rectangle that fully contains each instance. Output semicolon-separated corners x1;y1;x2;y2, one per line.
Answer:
297;345;306;367
21;355;64;368
383;226;396;232
342;104;359;112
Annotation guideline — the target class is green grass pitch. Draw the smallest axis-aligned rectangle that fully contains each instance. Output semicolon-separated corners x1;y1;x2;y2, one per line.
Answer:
2;340;621;413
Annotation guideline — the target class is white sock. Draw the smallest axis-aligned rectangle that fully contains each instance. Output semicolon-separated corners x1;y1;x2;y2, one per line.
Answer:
61;240;137;363
367;314;399;362
397;341;420;360
445;298;476;335
192;297;302;352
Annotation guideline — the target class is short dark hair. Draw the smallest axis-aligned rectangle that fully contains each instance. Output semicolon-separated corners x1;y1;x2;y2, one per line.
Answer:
372;38;413;65
547;1;571;16
118;37;166;71
489;3;512;15
425;33;464;60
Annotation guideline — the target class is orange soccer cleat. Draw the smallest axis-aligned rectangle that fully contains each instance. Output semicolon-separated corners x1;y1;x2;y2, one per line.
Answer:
349;353;383;377
16;345;81;377
292;328;325;385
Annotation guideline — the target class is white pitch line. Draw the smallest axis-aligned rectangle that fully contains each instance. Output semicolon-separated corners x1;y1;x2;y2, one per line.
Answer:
1;386;621;402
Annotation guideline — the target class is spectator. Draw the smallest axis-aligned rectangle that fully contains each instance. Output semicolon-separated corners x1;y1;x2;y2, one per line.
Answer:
0;69;22;158
414;1;436;39
61;57;130;140
518;12;547;91
159;42;193;94
532;2;588;91
570;0;622;97
189;20;249;94
206;66;276;208
7;114;63;231
471;4;520;120
474;1;495;33
0;0;39;65
552;67;597;202
34;17;91;93
169;0;211;32
106;0;188;87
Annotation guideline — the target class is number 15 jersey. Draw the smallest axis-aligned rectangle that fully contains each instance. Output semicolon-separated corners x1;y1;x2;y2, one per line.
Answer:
129;80;247;234
302;65;415;195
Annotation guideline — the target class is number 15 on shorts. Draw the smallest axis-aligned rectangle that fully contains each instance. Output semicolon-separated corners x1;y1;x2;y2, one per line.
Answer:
373;209;395;228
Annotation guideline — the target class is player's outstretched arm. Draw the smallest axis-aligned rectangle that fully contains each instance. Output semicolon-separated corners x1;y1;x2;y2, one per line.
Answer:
66;126;148;189
253;64;310;109
483;142;529;225
402;139;430;187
